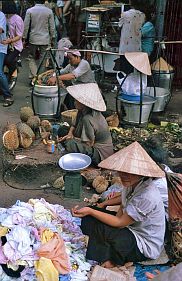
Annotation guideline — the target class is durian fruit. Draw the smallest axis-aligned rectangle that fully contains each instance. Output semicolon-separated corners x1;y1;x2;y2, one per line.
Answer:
3;130;19;151
19;134;33;149
40;120;52;132
17;123;35;149
53;176;65;189
111;176;122;186
92;176;109;194
20;106;34;122
27;116;41;131
5;123;18;132
81;169;101;185
17;122;35;140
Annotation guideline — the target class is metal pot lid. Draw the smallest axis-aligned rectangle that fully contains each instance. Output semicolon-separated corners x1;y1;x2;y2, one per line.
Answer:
58;153;91;171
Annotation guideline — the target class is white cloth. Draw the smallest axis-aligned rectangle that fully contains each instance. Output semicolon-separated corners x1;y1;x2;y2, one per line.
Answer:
153;165;172;221
119;9;145;53
122;178;165;259
4;225;33;262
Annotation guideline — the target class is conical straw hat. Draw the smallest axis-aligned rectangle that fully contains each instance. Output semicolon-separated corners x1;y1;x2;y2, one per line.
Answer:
151;57;174;71
125;52;152;75
66;83;106;112
98;141;165;178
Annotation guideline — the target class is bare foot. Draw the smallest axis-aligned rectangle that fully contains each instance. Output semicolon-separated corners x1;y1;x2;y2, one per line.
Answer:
101;260;115;268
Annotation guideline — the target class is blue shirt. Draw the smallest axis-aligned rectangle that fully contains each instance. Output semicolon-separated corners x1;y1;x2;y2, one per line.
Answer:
0;11;7;54
141;21;155;56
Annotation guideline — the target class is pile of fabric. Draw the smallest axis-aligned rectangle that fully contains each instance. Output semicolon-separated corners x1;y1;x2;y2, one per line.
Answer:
0;198;91;281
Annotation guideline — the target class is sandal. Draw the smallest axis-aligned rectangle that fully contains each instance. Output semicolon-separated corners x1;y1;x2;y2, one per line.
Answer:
9;77;17;91
3;99;14;107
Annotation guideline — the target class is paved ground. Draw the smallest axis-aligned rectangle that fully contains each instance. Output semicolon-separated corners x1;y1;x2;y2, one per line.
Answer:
0;54;182;209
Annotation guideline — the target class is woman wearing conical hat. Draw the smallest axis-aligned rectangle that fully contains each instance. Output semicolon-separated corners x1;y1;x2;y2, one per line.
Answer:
58;83;113;165
72;141;166;268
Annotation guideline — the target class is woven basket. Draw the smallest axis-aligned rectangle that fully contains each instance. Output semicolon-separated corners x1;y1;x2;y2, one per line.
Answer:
61;109;78;125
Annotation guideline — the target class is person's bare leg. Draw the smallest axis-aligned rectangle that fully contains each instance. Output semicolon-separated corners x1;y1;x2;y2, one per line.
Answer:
101;260;115;268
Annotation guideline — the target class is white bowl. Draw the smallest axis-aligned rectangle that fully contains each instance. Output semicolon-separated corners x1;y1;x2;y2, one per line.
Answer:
59;153;91;171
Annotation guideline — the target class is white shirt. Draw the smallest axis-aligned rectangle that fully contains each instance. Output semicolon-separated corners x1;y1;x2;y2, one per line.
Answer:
153;165;172;221
0;11;7;54
122;178;165;259
59;59;95;84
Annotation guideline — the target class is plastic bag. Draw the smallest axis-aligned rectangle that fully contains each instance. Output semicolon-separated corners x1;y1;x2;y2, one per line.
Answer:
117;71;147;97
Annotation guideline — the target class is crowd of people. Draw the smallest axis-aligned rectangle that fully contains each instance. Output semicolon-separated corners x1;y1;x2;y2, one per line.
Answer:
0;0;181;273
0;0;156;107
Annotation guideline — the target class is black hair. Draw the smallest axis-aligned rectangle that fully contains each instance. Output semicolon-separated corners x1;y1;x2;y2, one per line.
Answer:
130;0;144;10
141;4;156;22
2;0;17;14
35;0;45;4
140;136;168;165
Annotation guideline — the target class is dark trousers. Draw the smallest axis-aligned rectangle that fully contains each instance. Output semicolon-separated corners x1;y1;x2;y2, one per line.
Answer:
81;208;147;265
4;48;20;78
65;139;101;166
64;93;75;110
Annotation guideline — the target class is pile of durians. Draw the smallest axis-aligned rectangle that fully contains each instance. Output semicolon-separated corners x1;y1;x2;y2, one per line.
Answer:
3;106;52;151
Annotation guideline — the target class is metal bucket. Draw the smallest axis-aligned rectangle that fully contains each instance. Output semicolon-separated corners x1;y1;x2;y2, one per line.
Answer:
32;87;67;118
34;84;58;94
152;70;174;92
146;87;170;112
118;95;156;125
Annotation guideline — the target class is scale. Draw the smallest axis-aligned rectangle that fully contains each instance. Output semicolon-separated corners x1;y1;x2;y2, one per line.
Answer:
58;153;91;199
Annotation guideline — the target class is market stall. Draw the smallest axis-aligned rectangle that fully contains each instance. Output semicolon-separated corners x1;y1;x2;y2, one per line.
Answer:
83;2;130;73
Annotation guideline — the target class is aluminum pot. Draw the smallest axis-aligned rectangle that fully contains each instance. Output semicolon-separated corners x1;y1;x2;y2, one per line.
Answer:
118;95;156;125
146;87;170;112
34;84;58;94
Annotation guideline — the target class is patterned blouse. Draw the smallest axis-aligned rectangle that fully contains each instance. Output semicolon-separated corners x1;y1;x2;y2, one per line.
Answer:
119;9;145;53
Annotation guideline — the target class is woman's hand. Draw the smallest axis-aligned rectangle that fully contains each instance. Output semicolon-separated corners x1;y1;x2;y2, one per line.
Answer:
58;132;74;142
1;38;12;45
107;191;121;200
71;205;92;218
47;76;57;85
97;201;106;208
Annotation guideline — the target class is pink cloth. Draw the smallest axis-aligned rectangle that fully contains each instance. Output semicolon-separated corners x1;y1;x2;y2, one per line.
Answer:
64;47;81;57
0;241;8;264
37;232;71;274
7;14;24;52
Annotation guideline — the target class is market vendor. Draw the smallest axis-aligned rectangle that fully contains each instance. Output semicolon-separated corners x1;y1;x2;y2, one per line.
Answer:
47;49;95;109
72;141;166;268
58;83;113;165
